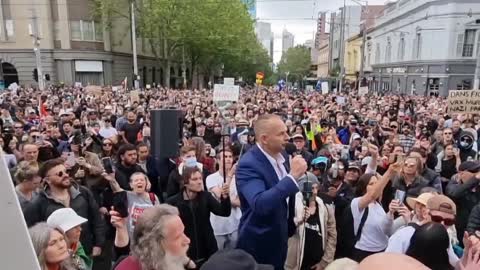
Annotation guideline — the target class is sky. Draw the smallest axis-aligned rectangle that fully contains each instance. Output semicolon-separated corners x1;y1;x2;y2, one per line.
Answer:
255;0;389;63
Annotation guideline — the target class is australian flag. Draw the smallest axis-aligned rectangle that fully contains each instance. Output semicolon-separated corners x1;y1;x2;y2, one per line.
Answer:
278;79;286;91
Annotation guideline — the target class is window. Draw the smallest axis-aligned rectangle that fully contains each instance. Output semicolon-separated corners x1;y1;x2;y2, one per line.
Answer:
94;22;103;41
398;36;405;61
53;21;60;41
463;29;476;57
414;33;422;59
70;20;103;42
5;20;14;39
83;21;94;41
385;38;392;63
70;21;82;40
353;50;358;70
367;43;372;66
375;43;381;64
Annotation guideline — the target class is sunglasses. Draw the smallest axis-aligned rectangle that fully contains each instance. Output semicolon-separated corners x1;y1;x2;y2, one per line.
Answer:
48;170;68;178
390;125;398;129
103;143;112;146
430;215;455;226
14;126;23;129
443;132;452;135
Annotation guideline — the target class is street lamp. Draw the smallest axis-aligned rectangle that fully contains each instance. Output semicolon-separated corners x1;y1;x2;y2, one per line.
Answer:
351;0;368;90
285;71;290;91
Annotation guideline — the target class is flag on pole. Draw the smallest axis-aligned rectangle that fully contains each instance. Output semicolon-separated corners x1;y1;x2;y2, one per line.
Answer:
121;77;128;90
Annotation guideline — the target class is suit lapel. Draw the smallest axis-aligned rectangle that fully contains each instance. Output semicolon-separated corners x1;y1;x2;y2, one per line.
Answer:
251;146;280;186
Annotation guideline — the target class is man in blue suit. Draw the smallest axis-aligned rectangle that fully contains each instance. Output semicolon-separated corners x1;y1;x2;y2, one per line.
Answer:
236;114;308;270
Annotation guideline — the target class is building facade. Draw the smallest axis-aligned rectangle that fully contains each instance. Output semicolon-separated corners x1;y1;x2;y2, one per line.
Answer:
255;22;274;61
345;34;363;82
0;0;183;88
365;0;480;96
282;30;294;53
317;36;330;78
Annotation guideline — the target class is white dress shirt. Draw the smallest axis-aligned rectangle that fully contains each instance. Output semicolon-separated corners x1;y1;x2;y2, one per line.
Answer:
257;144;298;186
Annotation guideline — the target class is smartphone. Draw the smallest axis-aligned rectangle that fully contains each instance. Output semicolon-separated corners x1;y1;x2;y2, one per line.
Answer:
101;157;114;174
389;154;405;164
112;196;129;218
395;190;406;205
65;152;76;167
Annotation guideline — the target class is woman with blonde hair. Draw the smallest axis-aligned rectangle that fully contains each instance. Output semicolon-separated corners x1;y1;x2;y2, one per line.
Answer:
29;222;75;270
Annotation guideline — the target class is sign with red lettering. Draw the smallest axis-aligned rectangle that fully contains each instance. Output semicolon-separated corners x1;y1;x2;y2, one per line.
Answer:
447;90;480;114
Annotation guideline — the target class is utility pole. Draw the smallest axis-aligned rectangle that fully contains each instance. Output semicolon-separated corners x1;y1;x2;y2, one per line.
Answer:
30;5;45;91
359;1;368;90
131;0;139;90
474;46;480;90
338;0;346;93
182;45;187;89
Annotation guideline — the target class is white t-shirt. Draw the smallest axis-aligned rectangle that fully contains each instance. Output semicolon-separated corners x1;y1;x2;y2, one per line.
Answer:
206;172;241;235
351;197;391;252
386;224;460;267
99;127;118;139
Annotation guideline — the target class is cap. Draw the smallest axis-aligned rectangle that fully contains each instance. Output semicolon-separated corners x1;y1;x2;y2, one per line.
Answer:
292;134;305;140
351;133;362;141
47;208;87;233
104;105;113;110
200;249;273;270
236;119;249;127
458;161;480;173
350;119;358;124
348;161;362;172
406;192;435;210
426;195;456;215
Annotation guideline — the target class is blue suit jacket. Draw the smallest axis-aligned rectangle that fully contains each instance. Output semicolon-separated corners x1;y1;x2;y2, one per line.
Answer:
236;145;299;270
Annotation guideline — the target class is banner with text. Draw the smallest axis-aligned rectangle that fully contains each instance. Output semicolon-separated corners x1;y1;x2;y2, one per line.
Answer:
213;84;240;102
447;90;480;114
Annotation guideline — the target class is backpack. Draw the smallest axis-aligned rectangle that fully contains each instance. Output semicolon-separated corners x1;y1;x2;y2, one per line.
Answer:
336;203;369;259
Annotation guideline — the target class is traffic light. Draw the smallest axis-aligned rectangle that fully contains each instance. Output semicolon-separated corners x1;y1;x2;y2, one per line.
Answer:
33;68;38;82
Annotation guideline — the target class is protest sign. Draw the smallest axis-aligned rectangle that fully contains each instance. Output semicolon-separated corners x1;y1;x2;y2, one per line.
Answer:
213;84;240;102
224;77;235;85
85;85;102;97
336;96;346;105
447;90;480;114
130;90;140;103
359;86;369;96
321;82;329;94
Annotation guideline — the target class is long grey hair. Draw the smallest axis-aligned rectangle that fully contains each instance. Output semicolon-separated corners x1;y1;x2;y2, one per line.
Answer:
29;222;74;270
131;204;188;270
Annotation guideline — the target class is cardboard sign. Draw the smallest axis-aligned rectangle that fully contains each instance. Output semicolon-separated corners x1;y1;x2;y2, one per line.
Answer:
336;96;346;105
130;90;140;103
85;85;102;97
447;90;480;114
359;86;369;96
321;82;329;94
224;77;235;85
213;84;240;102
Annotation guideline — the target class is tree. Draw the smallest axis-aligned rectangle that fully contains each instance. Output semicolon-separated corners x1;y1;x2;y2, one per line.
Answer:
92;0;271;88
277;45;311;83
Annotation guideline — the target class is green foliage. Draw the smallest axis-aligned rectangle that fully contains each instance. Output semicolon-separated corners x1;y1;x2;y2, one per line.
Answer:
277;45;311;82
91;0;272;87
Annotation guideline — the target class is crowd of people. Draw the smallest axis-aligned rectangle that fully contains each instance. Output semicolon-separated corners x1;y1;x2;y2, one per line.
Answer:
2;84;480;269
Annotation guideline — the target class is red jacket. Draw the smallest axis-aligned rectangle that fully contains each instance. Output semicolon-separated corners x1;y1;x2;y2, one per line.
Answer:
114;256;142;270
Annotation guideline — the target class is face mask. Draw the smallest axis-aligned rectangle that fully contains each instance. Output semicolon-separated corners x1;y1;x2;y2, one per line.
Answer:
239;135;248;145
185;157;197;168
73;125;81;129
460;142;469;147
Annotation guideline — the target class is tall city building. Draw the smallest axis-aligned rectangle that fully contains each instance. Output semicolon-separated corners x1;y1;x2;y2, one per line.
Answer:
255;22;274;60
304;39;314;49
315;12;327;48
282;30;295;52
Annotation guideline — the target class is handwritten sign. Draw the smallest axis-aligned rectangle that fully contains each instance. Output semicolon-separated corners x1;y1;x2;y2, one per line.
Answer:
85;85;102;97
224;77;235;85
130;90;140;103
359;86;369;96
213;84;240;102
321;82;329;94
447;90;480;114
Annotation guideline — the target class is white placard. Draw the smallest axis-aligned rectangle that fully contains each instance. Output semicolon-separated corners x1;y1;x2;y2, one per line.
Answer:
224;77;235;85
0;151;41;269
321;82;329;94
359;86;369;96
8;82;18;92
213;84;240;102
74;82;82;88
336;96;346;105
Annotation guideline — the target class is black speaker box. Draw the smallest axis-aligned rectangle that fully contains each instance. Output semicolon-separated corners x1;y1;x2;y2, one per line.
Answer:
150;109;183;158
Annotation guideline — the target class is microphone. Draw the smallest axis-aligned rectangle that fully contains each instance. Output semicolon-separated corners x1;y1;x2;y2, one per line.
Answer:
285;142;297;156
